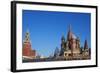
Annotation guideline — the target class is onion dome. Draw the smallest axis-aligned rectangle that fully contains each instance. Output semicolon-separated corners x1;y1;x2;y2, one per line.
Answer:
71;33;77;39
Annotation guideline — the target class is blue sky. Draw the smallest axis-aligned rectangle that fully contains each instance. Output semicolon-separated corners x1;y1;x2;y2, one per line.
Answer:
22;10;91;57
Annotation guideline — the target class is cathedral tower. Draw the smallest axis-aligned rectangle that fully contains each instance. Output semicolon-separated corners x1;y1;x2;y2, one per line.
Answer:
60;35;66;56
65;24;80;56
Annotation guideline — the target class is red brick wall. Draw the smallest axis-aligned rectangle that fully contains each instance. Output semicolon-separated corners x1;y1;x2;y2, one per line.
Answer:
23;42;36;57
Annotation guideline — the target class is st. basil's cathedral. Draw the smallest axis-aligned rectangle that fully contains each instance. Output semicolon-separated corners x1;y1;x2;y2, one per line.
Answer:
22;25;90;61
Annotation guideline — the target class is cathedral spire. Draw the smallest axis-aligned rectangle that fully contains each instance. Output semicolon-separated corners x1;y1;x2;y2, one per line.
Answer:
67;24;72;41
84;39;88;49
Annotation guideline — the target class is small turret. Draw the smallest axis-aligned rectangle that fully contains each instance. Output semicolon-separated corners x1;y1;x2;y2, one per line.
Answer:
76;37;80;48
61;35;65;43
61;35;66;49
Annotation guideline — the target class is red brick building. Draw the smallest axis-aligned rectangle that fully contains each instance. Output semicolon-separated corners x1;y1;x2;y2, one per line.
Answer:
22;30;36;59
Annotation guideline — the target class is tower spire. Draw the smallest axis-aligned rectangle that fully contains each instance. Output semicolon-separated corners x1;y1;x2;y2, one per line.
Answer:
24;29;30;42
67;24;72;41
84;39;88;49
